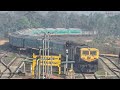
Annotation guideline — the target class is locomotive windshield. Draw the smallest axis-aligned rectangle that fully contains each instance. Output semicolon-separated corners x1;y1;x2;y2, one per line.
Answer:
82;51;89;55
90;51;96;55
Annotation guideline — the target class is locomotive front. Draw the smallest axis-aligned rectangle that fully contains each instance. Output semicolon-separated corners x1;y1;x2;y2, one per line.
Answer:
74;47;99;73
81;48;99;62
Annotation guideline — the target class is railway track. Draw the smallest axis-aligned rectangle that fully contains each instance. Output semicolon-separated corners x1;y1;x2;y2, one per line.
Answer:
0;46;27;79
103;56;120;69
101;56;120;78
99;56;120;79
0;57;18;78
0;49;20;78
74;73;84;79
83;74;97;79
0;51;12;78
8;57;24;78
74;73;97;79
0;50;25;79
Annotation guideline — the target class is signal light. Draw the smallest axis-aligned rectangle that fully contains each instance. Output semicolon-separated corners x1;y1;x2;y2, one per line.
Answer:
66;41;71;48
66;42;69;47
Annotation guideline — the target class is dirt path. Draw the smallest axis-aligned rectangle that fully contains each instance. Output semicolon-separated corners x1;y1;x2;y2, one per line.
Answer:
0;39;9;46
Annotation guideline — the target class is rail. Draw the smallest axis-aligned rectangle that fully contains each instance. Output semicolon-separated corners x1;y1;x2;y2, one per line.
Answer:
99;56;120;78
0;51;12;78
100;54;118;58
8;61;24;78
0;57;18;78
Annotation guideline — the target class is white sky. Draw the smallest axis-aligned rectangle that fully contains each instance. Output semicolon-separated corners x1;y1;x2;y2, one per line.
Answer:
0;11;120;15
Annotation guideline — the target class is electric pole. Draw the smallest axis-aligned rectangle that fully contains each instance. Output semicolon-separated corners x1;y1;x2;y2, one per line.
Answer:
42;34;45;79
47;32;50;78
36;57;39;79
38;48;41;79
50;57;53;76
45;34;47;74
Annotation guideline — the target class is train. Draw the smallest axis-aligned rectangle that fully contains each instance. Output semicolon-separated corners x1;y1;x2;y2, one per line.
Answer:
47;39;99;73
9;34;99;73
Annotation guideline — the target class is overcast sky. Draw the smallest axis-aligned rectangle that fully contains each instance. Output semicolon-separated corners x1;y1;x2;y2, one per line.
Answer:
66;11;120;15
0;11;120;15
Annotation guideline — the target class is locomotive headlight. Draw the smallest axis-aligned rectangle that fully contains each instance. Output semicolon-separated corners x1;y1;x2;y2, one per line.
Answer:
87;56;91;59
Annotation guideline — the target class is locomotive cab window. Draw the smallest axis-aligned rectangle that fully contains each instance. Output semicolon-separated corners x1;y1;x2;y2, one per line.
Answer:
90;51;96;55
82;51;89;55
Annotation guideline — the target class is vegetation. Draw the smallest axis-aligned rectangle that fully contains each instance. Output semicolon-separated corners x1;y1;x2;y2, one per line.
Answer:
0;11;120;54
0;11;120;37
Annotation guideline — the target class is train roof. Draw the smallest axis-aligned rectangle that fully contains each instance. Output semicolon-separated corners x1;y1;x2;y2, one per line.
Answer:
9;28;92;48
10;28;83;36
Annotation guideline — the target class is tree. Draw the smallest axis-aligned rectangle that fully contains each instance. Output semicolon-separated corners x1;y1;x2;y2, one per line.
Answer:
16;16;31;30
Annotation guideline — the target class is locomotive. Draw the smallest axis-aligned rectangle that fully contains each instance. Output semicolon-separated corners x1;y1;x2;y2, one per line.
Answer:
47;39;99;73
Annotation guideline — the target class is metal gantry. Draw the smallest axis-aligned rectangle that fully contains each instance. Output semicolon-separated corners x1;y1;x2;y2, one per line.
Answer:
38;48;42;79
47;32;50;78
24;32;76;79
37;32;52;79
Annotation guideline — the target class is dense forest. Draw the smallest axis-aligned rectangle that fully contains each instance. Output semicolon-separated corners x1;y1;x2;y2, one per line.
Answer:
0;11;120;54
0;11;120;38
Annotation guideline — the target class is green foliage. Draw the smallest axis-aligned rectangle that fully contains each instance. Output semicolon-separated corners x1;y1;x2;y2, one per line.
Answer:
16;16;31;29
31;21;40;28
19;17;30;26
0;11;120;38
1;11;120;54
